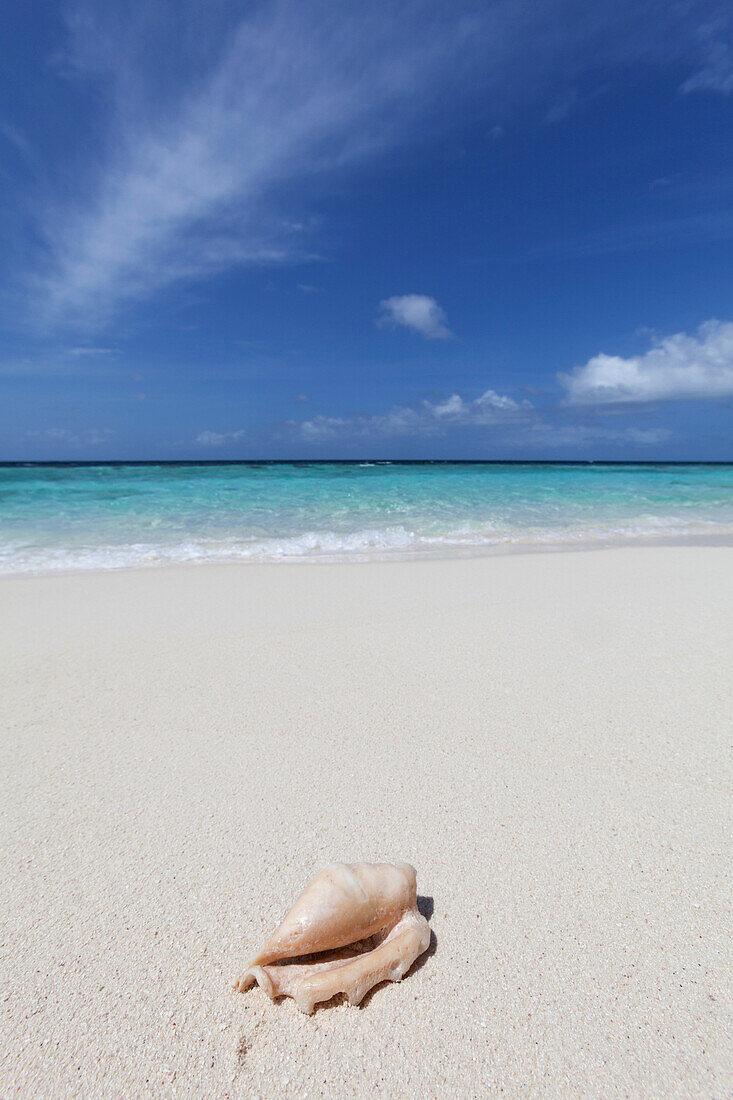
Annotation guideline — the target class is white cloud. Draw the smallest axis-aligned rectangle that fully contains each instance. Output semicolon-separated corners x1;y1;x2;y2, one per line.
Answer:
195;429;246;447
300;416;349;442
299;388;525;440
559;319;733;404
377;295;451;339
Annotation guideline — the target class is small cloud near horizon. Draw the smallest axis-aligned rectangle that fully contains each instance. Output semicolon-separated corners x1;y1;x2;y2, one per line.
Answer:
196;428;246;447
294;385;672;452
298;388;526;440
27;426;115;446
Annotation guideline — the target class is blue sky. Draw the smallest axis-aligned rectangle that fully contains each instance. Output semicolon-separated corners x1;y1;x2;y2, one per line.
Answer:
1;0;733;459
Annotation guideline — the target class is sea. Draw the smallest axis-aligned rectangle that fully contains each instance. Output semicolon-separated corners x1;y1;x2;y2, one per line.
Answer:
1;461;732;575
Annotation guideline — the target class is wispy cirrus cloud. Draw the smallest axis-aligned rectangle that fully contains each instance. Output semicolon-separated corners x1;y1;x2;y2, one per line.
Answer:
519;422;671;448
67;345;118;357
28;1;491;329
0;120;36;165
377;295;451;339
559;319;733;403
680;17;733;93
16;0;732;331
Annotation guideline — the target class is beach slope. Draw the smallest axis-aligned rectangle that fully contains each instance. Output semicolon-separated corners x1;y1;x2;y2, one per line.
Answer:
1;547;730;1098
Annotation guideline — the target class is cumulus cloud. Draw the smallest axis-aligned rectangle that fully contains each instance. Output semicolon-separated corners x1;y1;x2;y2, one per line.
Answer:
296;386;675;451
559;320;733;404
299;388;525;440
195;429;246;447
377;295;451;339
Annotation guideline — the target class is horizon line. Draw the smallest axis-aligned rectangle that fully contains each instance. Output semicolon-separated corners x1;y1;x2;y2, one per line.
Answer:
2;459;732;468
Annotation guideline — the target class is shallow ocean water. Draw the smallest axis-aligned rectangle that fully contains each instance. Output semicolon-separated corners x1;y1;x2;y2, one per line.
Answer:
1;461;732;574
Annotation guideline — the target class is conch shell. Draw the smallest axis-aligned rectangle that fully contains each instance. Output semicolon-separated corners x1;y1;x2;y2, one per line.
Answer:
234;862;431;1014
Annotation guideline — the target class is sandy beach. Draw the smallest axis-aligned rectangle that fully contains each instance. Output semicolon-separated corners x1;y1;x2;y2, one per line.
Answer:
1;546;730;1099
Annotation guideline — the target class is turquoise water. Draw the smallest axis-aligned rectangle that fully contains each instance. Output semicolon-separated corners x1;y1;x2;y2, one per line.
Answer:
1;462;732;574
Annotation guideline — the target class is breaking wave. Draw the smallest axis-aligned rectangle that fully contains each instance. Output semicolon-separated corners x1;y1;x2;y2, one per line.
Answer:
2;516;731;575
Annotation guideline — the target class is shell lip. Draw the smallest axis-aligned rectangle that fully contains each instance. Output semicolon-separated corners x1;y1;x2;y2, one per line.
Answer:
234;964;274;998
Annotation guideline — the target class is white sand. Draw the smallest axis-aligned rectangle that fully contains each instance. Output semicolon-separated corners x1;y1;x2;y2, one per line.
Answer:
1;547;731;1098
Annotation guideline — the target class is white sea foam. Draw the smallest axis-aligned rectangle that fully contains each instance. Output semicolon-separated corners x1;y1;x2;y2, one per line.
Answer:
1;516;731;575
